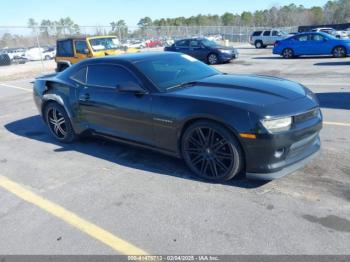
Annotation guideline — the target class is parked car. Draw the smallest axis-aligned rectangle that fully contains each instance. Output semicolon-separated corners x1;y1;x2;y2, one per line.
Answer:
0;53;11;66
311;28;348;39
145;39;162;48
3;48;26;60
25;47;55;61
250;29;289;48
164;38;238;65
273;32;350;58
55;36;140;72
33;52;322;181
125;40;146;49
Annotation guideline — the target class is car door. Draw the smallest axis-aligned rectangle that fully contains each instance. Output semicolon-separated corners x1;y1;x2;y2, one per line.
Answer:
308;33;333;55
76;64;154;145
291;34;309;55
188;39;207;61
262;30;271;45
271;30;281;43
74;40;89;61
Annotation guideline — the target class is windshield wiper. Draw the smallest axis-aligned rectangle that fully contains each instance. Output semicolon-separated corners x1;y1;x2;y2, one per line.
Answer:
166;81;198;91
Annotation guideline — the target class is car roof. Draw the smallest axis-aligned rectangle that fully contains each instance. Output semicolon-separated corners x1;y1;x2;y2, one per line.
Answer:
57;36;117;42
80;52;181;64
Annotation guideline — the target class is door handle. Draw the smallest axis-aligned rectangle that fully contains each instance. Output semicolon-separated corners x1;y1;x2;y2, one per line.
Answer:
79;93;90;102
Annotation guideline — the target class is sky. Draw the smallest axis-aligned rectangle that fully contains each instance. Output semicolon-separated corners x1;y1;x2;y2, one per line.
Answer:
0;0;330;27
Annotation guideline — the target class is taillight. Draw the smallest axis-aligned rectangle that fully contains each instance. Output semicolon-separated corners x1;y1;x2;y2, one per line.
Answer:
274;41;280;47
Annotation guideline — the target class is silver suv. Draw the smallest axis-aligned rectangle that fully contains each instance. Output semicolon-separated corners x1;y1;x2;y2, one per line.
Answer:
250;30;288;48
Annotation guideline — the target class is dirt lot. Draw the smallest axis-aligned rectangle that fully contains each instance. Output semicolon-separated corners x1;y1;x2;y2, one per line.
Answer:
0;46;349;255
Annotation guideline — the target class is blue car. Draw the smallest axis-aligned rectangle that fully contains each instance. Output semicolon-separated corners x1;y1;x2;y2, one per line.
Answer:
164;38;238;65
273;32;350;59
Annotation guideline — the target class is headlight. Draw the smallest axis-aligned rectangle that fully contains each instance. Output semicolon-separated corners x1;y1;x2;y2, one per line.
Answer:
219;49;232;54
261;117;292;133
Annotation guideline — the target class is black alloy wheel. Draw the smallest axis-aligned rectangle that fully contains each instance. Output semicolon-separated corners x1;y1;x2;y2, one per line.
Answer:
182;121;243;181
44;102;76;143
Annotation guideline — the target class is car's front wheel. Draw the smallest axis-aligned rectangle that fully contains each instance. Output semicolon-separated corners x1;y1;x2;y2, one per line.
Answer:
44;102;77;143
182;121;243;181
333;46;347;58
282;48;294;59
207;53;219;65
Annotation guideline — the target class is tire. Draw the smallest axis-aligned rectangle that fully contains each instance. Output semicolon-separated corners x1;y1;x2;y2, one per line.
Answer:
282;48;294;59
332;46;347;58
56;63;69;72
181;120;243;182
207;53;219;65
255;41;263;49
44;102;77;143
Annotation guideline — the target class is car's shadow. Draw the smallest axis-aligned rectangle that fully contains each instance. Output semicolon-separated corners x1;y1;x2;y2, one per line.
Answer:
314;61;350;66
4;115;268;189
316;92;350;110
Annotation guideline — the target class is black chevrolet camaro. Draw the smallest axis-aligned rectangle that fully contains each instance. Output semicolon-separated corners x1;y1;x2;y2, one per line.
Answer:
33;52;322;181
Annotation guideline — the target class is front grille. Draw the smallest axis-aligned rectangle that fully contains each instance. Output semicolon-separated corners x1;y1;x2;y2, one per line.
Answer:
294;108;319;123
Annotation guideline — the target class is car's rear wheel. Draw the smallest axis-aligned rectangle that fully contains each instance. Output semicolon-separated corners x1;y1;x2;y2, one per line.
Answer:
332;46;347;58
44;102;76;143
207;53;219;65
282;48;294;59
255;41;263;49
182;121;243;181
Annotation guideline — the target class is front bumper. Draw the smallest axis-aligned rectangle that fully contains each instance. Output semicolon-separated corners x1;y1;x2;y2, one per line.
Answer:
242;112;322;180
219;51;238;62
246;135;320;180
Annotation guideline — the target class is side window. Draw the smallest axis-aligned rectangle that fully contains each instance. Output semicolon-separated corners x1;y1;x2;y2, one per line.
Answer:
56;40;73;57
87;65;139;88
272;31;279;36
75;41;88;54
263;31;271;36
71;67;87;84
175;40;189;48
311;34;324;41
296;35;308;41
190;40;200;48
252;31;262;36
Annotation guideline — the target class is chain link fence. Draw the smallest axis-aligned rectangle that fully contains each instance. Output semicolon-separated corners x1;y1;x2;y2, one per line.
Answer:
0;25;297;70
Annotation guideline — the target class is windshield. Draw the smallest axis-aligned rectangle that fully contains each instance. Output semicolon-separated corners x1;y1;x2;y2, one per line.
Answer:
201;38;220;47
89;37;120;51
134;54;220;92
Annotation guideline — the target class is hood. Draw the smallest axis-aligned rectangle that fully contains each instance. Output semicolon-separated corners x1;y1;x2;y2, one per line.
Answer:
170;74;307;108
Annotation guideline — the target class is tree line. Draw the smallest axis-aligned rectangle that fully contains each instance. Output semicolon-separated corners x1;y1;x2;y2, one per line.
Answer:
138;0;350;27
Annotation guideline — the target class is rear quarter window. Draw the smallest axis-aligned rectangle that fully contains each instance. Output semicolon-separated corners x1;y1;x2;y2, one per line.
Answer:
71;67;87;84
57;40;74;57
252;31;262;36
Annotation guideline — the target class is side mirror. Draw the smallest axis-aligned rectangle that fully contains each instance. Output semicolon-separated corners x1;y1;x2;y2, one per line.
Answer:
117;81;146;94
